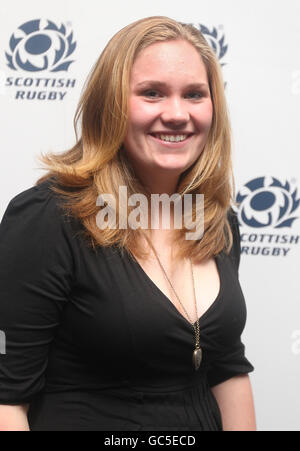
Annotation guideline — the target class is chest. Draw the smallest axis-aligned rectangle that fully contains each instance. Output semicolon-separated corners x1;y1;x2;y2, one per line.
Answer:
132;251;221;324
54;244;246;384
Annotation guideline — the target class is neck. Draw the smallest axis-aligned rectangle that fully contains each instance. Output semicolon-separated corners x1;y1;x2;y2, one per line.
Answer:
139;168;181;197
126;159;183;232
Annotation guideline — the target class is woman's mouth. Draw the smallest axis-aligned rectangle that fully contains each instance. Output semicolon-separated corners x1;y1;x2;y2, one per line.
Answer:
149;133;193;147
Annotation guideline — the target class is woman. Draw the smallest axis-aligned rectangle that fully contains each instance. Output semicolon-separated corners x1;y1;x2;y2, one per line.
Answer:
0;16;256;431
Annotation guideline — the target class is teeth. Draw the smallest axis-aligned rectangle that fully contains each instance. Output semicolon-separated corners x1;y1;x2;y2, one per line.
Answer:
156;134;188;142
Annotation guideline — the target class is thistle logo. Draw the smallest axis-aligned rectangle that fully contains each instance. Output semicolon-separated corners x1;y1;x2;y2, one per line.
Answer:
4;19;77;101
6;19;76;72
183;23;228;67
237;177;300;228
236;176;300;257
197;25;228;67
185;23;228;88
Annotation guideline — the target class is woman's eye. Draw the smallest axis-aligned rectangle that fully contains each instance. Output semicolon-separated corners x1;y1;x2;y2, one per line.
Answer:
141;90;205;99
143;90;160;98
186;92;204;99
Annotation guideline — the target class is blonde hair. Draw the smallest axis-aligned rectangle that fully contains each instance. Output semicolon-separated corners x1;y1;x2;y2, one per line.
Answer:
36;16;235;262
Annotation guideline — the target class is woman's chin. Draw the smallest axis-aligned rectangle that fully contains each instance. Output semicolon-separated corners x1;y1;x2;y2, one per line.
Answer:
152;157;192;173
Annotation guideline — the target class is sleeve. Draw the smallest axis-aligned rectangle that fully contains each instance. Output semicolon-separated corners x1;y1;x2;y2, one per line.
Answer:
0;183;74;404
207;208;254;388
207;340;254;388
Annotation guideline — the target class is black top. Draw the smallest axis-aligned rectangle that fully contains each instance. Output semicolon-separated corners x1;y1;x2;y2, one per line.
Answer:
0;179;254;431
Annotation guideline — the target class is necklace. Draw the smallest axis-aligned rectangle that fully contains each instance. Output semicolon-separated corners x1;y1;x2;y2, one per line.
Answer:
147;240;202;371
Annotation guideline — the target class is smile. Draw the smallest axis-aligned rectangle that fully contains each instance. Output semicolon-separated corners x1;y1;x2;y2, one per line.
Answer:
149;133;193;147
154;134;188;142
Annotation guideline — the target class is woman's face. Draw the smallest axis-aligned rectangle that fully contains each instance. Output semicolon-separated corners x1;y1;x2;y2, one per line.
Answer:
123;39;213;178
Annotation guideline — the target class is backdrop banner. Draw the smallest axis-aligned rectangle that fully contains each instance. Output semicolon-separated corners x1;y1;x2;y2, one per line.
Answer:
1;0;299;431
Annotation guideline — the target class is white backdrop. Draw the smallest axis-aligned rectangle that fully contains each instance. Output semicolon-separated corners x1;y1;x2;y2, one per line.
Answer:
1;0;300;431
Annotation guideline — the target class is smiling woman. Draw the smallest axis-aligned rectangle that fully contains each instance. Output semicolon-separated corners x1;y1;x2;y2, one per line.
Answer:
0;16;255;431
32;16;233;263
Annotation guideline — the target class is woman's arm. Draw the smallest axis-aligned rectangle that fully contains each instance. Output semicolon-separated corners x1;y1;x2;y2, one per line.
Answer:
211;374;256;431
0;404;30;431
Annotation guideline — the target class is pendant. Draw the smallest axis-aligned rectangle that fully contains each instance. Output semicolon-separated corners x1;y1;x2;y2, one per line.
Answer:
193;347;202;371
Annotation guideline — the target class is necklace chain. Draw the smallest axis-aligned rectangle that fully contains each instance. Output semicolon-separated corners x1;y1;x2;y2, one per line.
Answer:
148;242;201;350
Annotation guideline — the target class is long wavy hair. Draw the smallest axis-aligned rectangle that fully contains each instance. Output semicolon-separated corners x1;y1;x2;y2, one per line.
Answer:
36;16;235;262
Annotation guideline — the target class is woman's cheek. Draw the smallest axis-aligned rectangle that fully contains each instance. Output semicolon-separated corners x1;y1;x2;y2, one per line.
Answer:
196;102;213;129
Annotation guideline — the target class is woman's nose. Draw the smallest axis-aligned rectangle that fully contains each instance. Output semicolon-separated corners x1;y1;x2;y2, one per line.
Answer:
160;97;190;125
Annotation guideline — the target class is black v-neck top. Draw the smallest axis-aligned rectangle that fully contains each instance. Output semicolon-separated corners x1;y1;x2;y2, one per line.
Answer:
0;179;254;431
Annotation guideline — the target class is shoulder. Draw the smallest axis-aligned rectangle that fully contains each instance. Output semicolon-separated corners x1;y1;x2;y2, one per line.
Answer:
0;177;78;244
0;178;84;282
5;177;60;214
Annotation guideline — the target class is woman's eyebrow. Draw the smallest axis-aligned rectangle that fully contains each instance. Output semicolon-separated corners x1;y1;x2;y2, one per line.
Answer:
136;80;209;89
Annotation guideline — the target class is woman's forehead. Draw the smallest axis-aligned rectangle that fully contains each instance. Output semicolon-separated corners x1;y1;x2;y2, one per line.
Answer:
130;40;208;85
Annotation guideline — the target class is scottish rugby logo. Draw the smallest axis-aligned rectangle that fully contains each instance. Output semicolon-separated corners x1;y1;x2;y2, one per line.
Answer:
5;19;77;100
237;176;300;228
237;177;300;257
5;19;76;72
